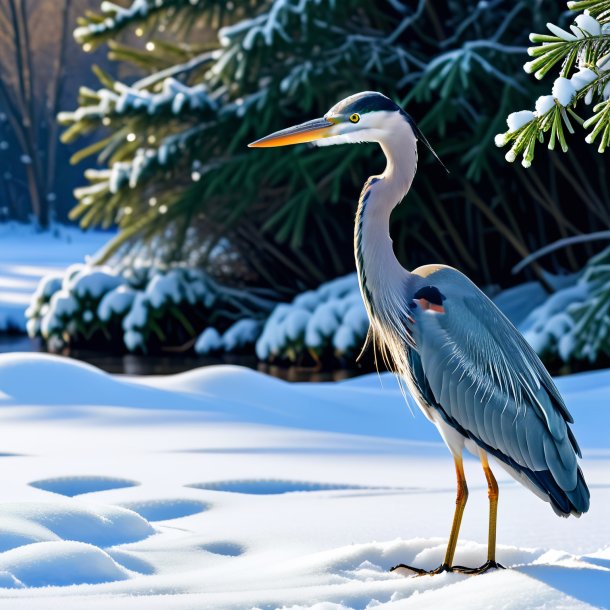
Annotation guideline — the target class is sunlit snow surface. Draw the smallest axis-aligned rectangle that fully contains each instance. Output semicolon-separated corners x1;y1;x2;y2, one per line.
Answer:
0;224;111;332
0;354;608;609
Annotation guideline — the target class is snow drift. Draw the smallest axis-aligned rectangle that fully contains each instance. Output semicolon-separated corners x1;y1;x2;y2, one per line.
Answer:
0;353;607;609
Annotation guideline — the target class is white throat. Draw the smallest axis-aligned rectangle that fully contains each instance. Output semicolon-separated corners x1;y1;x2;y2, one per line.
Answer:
354;114;418;321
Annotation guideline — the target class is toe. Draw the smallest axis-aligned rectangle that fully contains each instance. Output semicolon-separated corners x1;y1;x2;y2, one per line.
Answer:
390;564;427;576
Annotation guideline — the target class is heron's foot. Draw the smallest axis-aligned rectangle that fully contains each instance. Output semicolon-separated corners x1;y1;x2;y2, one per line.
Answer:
391;560;505;577
451;560;506;575
390;563;453;577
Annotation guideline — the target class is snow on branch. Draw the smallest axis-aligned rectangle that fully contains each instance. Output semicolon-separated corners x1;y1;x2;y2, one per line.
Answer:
497;3;610;165
59;78;217;129
74;0;209;48
219;0;335;51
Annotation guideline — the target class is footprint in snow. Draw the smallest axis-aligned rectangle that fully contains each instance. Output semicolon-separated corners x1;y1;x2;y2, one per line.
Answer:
200;542;245;557
118;499;209;522
29;475;138;497
187;479;369;495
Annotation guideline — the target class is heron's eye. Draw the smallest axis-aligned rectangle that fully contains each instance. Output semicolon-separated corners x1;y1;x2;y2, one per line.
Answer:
349;113;360;124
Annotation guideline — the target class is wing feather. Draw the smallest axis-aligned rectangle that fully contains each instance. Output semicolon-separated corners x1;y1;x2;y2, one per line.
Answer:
409;268;589;516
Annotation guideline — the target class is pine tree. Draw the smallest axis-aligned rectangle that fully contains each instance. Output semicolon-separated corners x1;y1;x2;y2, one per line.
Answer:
62;0;607;295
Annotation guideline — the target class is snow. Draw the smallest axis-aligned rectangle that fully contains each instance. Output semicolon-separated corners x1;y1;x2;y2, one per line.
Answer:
98;286;137;322
574;12;601;36
492;281;549;327
194;327;223;354
284;308;310;341
493;275;579;328
0;541;130;588
257;274;367;362
0;502;153;549
0;352;607;608
25;258;226;353
219;318;262;352
570;68;597;92
506;110;535;131
60;79;214;125
552;77;577;107
145;269;183;307
40;291;78;337
70;268;123;300
520;284;589;356
546;23;577;42
123;329;144;352
0;223;111;333
493;133;508;147
535;95;556;116
122;291;149;333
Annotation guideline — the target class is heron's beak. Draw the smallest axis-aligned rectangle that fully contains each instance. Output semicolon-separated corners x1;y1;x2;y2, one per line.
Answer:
248;117;335;148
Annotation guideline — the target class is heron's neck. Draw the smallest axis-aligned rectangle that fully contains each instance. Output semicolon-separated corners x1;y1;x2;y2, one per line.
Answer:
354;127;417;318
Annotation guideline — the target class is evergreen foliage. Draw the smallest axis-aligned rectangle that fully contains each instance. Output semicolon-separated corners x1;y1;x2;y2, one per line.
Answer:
565;247;610;362
255;273;368;366
26;263;274;353
496;0;610;166
521;246;610;365
63;0;608;294
492;0;610;369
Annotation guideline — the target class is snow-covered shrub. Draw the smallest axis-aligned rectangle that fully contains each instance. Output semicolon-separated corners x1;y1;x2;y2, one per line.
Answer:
195;327;223;355
98;286;137;323
195;318;263;356
520;247;610;363
29;266;125;351
521;284;589;359
25;274;64;337
26;264;269;354
256;274;368;366
121;268;219;353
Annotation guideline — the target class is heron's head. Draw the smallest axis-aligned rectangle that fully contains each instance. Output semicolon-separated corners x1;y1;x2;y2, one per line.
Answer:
248;91;446;171
248;91;409;149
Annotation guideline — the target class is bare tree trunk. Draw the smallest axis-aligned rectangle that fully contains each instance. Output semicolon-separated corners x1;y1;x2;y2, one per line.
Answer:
0;0;73;227
44;0;73;225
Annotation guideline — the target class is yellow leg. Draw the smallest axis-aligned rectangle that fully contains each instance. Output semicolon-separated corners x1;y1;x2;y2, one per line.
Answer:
391;452;504;577
480;451;499;563
443;454;468;567
450;452;505;575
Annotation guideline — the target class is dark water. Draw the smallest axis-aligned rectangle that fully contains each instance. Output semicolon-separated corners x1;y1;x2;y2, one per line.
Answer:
0;335;594;380
0;335;365;381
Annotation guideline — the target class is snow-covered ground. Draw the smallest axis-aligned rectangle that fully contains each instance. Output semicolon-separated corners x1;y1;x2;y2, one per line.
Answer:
0;353;608;609
0;223;111;332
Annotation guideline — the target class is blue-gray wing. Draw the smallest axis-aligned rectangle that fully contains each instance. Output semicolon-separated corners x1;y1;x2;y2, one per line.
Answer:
409;268;589;516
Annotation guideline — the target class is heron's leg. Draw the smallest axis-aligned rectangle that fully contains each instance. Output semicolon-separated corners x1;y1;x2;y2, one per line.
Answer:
481;451;499;563
453;451;505;575
442;453;468;568
391;454;468;576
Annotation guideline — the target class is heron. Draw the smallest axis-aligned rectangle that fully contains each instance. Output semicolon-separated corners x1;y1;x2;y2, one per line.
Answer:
248;91;589;575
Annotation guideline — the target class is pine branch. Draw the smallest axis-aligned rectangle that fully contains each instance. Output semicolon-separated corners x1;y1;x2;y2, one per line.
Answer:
497;2;610;165
58;78;217;142
74;0;245;50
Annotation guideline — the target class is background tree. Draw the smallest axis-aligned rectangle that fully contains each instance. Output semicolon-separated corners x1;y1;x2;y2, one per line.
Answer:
0;0;111;226
62;0;608;295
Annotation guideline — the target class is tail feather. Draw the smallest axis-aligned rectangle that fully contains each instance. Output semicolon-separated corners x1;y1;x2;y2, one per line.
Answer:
566;467;590;515
526;463;589;517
